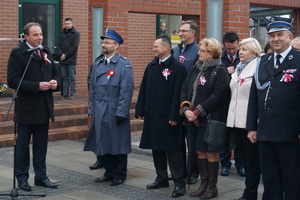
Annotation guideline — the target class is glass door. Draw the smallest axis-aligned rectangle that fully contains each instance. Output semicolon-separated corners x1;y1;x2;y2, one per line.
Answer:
19;0;60;54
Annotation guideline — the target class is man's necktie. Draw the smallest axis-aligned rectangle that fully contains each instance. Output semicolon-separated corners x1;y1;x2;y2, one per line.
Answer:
35;50;40;58
230;56;234;65
104;59;107;66
275;54;281;69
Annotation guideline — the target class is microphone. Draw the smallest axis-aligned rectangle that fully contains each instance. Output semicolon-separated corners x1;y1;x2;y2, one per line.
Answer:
27;45;43;52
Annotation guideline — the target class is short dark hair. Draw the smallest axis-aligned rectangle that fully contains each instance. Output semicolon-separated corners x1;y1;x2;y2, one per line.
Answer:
181;20;198;34
23;22;42;36
65;18;73;22
223;31;239;45
156;35;172;48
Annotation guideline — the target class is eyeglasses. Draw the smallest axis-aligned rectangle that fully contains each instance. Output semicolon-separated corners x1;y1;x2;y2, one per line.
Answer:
199;49;209;53
178;29;191;33
101;41;117;45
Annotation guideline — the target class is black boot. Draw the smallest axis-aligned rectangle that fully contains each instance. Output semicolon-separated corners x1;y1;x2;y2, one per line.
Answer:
190;159;208;197
200;161;219;199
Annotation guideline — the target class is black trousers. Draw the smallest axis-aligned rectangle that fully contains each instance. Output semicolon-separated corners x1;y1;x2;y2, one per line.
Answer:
153;150;186;188
259;141;300;200
16;123;49;182
232;128;260;200
101;154;127;180
220;128;244;169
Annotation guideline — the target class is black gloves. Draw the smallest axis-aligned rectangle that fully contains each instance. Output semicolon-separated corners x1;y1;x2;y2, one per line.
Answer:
116;116;127;126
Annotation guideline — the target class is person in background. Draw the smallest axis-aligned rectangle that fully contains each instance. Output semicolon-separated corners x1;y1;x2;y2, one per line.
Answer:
160;21;167;35
7;22;59;191
136;35;187;198
247;16;300;200
226;38;262;200
84;28;134;186
173;20;199;72
220;31;245;177
264;42;273;54
57;17;80;100
173;20;200;186
291;36;300;51
180;38;230;199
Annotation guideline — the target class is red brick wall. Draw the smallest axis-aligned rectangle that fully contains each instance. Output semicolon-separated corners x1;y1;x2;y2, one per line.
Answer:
223;0;250;41
0;0;19;84
128;13;156;87
251;0;300;8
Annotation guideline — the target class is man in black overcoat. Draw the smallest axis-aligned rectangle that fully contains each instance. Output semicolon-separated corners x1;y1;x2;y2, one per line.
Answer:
135;35;187;198
7;22;59;191
247;17;300;200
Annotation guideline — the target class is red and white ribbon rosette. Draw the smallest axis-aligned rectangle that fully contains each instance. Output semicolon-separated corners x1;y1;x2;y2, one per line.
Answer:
238;77;246;86
43;53;51;65
280;73;294;82
106;70;115;80
162;68;173;80
179;56;185;63
198;75;206;85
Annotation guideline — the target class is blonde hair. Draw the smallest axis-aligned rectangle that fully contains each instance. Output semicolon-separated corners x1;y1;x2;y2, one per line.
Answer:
199;38;222;59
238;38;262;57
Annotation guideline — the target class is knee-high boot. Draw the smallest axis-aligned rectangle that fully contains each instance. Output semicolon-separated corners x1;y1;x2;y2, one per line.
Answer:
200;161;219;199
190;159;208;197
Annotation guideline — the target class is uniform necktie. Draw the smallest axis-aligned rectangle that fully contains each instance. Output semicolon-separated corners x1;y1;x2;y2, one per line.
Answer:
275;54;281;69
35;50;40;58
104;59;107;66
230;55;234;65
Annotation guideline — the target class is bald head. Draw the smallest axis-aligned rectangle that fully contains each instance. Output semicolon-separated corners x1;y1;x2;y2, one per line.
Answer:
291;36;300;51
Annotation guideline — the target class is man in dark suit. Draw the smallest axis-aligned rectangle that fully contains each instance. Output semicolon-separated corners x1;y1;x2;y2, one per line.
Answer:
7;22;59;191
135;35;187;198
220;31;245;177
247;16;300;200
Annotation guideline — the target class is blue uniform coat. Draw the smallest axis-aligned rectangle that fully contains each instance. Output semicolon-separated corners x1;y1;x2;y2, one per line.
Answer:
247;48;300;142
83;52;134;155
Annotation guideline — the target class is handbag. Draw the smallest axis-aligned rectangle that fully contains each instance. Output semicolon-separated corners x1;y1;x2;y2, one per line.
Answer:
203;118;230;153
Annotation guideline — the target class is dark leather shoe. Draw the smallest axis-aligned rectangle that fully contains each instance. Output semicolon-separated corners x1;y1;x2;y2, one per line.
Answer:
95;176;113;182
146;181;169;189
220;166;229;176
35;178;58;188
187;177;198;185
236;198;247;200
18;181;31;191
89;161;103;170
110;179;124;186
171;186;185;198
237;167;246;176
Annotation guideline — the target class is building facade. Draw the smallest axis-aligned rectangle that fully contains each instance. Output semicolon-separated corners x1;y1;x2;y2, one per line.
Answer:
0;0;300;91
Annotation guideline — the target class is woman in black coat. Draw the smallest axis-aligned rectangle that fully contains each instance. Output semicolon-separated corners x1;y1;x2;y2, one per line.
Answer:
180;38;230;199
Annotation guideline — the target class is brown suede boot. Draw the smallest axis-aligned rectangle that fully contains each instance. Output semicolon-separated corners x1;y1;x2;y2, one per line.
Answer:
190;159;208;197
200;161;219;199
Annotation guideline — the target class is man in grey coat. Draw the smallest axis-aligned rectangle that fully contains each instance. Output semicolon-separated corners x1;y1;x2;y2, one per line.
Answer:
84;28;134;186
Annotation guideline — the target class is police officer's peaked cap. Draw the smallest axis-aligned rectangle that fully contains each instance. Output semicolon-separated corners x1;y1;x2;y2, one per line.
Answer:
100;28;124;44
267;16;293;34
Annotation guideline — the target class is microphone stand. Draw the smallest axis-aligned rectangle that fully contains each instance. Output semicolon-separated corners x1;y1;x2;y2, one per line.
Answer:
0;52;46;199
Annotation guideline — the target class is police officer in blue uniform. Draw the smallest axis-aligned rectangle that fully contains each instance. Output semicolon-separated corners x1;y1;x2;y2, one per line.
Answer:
247;17;300;200
84;28;134;186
